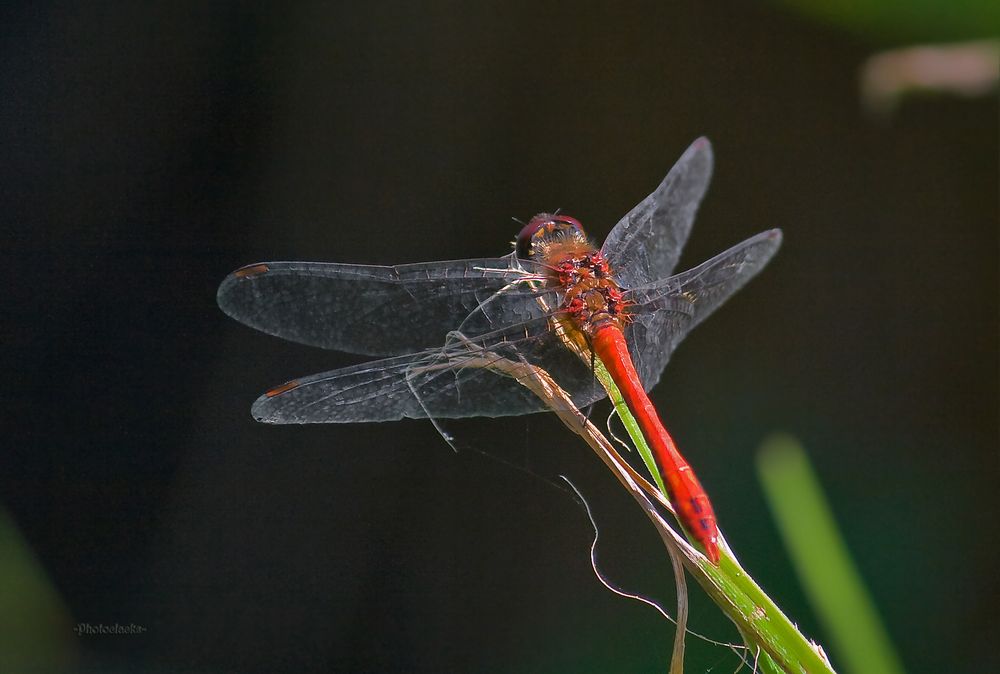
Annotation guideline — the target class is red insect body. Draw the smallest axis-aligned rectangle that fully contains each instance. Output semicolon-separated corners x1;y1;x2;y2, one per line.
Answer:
524;214;721;564
591;326;720;563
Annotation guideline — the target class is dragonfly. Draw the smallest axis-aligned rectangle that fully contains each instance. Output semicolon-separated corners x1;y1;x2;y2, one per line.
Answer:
217;138;782;564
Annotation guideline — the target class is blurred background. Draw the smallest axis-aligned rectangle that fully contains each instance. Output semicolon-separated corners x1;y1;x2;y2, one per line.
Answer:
2;1;996;672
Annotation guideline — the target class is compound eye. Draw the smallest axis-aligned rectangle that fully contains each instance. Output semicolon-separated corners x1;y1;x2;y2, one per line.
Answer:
514;214;587;259
552;214;584;231
515;214;556;259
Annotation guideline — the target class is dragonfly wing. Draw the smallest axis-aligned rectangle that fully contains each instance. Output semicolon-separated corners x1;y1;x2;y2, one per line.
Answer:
440;284;610;412
624;300;696;395
602;137;714;288
252;354;434;423
626;229;783;391
217;256;542;356
407;329;603;419
252;313;606;424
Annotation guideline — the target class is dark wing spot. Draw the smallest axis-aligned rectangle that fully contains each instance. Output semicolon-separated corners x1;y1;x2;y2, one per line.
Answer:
265;380;300;398
235;263;270;279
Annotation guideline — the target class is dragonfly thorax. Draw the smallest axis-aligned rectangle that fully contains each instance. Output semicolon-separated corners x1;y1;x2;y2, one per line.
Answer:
557;251;629;335
516;214;628;335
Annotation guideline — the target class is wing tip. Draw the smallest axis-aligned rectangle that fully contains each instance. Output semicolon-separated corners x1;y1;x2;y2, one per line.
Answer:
745;228;784;269
250;395;273;423
690;135;712;151
251;398;285;424
249;380;303;424
686;136;714;164
763;228;784;259
660;137;715;194
216;263;271;312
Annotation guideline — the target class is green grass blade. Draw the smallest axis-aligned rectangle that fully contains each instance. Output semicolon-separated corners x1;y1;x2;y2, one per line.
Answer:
756;434;905;674
0;506;77;671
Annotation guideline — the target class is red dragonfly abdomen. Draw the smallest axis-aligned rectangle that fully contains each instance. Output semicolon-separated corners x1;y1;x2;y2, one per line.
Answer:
519;212;721;564
591;325;721;564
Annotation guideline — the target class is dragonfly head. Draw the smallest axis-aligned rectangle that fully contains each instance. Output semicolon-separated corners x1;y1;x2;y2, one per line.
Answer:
515;214;588;260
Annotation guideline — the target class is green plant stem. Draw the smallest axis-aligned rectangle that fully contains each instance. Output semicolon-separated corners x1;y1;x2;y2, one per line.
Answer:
458;343;835;674
593;360;835;674
594;363;669;497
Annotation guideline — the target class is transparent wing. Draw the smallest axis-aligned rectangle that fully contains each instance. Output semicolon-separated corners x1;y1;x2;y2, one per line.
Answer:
216;256;545;356
602;137;714;288
251;310;604;424
626;229;783;391
252;353;438;423
249;230;782;424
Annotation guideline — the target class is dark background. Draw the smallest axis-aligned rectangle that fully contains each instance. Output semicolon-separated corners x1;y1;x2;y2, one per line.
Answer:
2;2;996;673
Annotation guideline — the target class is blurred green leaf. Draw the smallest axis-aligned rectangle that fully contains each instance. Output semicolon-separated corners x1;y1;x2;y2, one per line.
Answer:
770;0;1000;44
757;434;904;674
0;505;77;671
